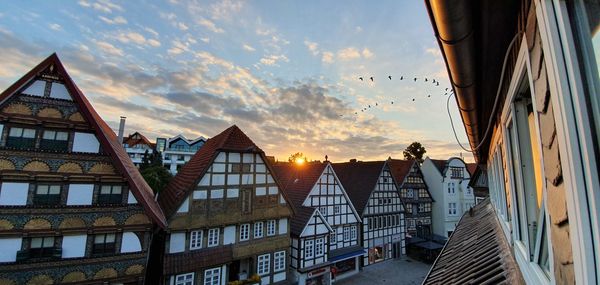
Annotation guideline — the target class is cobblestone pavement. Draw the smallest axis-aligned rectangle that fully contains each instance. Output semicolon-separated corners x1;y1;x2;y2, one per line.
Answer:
335;258;431;285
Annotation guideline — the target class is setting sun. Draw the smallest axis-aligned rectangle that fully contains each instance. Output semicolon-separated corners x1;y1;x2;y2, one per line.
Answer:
295;157;305;165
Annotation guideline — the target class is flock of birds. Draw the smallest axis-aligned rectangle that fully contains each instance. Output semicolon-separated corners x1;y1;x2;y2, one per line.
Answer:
336;75;455;119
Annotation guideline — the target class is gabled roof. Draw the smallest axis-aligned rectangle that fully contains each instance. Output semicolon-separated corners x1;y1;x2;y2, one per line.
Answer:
159;125;274;218
430;159;448;175
423;199;524;284
168;134;207;146
123;131;156;148
387;159;416;184
332;161;385;214
0;53;166;228
271;162;327;211
291;206;332;237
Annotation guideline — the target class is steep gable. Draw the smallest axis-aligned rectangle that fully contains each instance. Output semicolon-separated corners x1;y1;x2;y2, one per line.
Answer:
0;53;166;228
332;161;385;214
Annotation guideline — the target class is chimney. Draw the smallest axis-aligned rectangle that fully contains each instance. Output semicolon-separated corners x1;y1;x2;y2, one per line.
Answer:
349;158;357;163
117;116;126;144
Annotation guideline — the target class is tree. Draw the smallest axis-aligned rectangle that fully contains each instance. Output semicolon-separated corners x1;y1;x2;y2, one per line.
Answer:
403;142;427;163
288;152;307;163
140;150;172;194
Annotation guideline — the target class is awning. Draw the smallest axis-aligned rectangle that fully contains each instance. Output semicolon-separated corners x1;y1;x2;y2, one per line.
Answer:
329;249;365;262
414;241;444;250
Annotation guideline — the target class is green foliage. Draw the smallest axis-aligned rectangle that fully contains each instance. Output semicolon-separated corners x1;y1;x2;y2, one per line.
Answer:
403;141;427;163
140;150;172;194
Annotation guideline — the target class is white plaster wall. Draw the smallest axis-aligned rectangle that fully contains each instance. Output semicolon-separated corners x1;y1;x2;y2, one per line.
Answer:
0;182;29;206
169;232;185;253
223;226;236;245
50;82;72;100
62;235;87;258
72;132;100;153
421;158;445;237
0;238;22;262
121;232;142;253
273;272;286;283
177;197;189;213
66;184;94;205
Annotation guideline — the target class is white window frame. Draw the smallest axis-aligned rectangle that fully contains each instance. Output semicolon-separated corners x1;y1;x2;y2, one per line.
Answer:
343;226;350;241
274;250;286;272
330;228;337;243
315;237;324;257
257;254;270;275
254;222;264;239
304;239;314;259
240;224;250;241
203;267;221;285
190;230;203;250
175;272;194;285
350;225;357;240
207;228;219;247
266;220;276;236
537;2;600;284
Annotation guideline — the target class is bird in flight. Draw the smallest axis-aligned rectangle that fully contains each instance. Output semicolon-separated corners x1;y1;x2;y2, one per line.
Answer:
370;77;374;82
359;77;363;81
412;98;415;101
414;77;417;82
400;76;404;80
388;75;392;80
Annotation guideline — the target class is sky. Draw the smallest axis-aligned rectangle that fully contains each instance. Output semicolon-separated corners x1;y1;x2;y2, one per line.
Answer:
0;0;472;163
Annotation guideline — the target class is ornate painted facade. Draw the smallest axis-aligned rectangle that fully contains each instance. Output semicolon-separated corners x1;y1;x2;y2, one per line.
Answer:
0;54;166;285
158;125;293;285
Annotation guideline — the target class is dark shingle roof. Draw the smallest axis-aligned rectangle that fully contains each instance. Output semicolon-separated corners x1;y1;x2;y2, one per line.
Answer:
272;162;327;236
423;199;524;285
331;161;385;214
467;163;477;176
123;131;156;149
387;159;416;185
430;159;447;175
0;54;167;228
159;125;263;218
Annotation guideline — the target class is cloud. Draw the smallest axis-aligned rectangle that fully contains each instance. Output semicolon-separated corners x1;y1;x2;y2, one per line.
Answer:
322;51;334;63
147;39;161;47
79;0;123;13
200;37;210;43
94;40;124;56
338;47;361;60
99;15;127;25
197;17;225;33
113;31;160;47
304;40;319;56
425;47;441;57
355;26;363;33
177;22;189;31
242;44;256;52
49;23;62;31
144;27;159;38
259;54;289;66
209;0;244;20
362;48;374;59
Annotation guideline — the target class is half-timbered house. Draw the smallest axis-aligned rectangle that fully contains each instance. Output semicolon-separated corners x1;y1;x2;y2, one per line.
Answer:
273;162;362;284
332;161;405;267
157;125;293;285
387;159;433;239
0;54;166;284
122;131;157;167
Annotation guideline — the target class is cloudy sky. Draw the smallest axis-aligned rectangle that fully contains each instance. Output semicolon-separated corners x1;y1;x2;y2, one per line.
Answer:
0;0;471;162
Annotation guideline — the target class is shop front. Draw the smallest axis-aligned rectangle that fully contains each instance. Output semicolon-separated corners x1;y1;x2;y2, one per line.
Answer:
329;246;363;282
305;266;331;285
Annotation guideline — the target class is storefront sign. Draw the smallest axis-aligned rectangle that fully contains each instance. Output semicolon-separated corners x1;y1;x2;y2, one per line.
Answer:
308;267;328;278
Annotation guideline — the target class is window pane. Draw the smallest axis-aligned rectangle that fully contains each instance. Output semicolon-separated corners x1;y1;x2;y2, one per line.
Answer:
49;185;61;195
31;238;43;248
100;186;111;194
23;129;36;138
56;132;68;141
43;131;55;139
36;185;49;194
9;128;22;137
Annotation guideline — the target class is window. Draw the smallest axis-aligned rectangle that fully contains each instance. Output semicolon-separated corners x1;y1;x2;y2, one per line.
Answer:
204;268;220;285
7;127;36;149
29;237;55;258
448;203;457;215
267;220;276;236
424;203;431;212
241;188;252;214
319;206;328;215
34;185;61;205
419;189;429;198
406;189;414;198
315;237;325;257
257;254;270;275
207;228;219;247
254;222;264;239
450;167;464;178
333;205;340;214
447;183;455;194
190;230;203;250
231;163;251;173
350;225;357;240
405;204;413;214
343;226;351;241
93;234;116;255
98;185;122;204
304;240;314;259
40;130;69;151
274;251;286;271
240;224;250;241
330;228;337;243
176;273;194;285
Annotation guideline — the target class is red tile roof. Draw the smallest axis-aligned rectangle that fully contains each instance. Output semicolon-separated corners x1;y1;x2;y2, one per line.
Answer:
123;132;156;149
0;53;166;228
272;162;327;236
332;161;385;214
387;159;416;185
159;125;269;218
429;159;448;175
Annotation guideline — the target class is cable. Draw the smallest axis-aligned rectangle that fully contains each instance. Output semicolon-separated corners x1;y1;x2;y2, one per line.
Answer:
447;30;524;154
